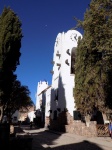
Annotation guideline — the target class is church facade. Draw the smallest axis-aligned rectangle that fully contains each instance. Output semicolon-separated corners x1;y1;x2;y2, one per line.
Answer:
35;29;110;137
35;29;82;129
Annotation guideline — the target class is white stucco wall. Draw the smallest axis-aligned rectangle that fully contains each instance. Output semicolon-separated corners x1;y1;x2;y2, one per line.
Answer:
28;111;36;122
36;81;49;110
51;29;82;118
35;29;82;123
45;86;51;117
12;110;20;123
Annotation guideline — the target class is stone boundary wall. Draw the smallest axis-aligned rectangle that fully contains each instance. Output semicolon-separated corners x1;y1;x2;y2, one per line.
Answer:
65;120;97;137
49;111;97;137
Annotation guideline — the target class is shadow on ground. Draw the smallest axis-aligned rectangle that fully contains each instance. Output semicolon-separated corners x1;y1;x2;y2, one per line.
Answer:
9;125;105;150
31;131;104;150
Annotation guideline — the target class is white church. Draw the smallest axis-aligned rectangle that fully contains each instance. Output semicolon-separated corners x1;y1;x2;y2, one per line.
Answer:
35;29;82;129
35;29;110;136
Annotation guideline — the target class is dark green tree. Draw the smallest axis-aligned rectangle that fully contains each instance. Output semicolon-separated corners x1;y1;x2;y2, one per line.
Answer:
5;79;34;120
74;0;112;115
0;7;22;70
0;7;23;147
0;7;23;118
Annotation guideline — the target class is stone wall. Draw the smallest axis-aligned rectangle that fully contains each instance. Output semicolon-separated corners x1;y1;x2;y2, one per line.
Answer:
65;120;97;137
49;111;97;137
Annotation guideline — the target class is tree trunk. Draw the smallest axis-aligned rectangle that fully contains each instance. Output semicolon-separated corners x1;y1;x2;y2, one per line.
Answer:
0;123;10;149
85;114;91;127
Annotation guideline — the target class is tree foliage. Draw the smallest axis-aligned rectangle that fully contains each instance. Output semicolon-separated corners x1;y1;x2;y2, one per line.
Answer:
74;0;112;115
0;7;22;71
0;7;23;106
0;7;33;120
5;79;34;116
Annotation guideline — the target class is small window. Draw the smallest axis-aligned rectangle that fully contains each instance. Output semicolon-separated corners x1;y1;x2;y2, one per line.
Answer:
71;47;76;74
53;110;57;120
66;49;70;55
14;116;17;121
55;89;58;101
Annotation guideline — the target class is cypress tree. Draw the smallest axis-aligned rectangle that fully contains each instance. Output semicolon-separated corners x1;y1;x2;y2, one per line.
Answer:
74;0;112;115
0;7;23;117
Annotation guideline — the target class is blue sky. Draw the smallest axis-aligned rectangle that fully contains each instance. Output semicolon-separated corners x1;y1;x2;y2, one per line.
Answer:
0;0;91;105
